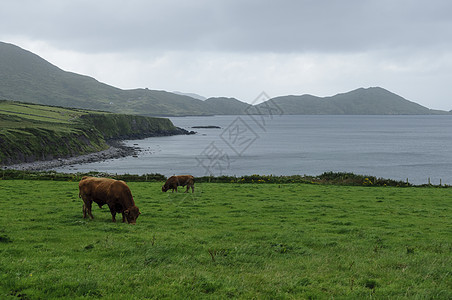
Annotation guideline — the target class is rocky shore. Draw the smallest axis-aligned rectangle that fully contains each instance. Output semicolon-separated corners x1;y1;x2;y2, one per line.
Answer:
2;140;137;172
2;127;196;172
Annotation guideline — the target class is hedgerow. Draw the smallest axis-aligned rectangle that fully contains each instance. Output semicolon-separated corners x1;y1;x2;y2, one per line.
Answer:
2;170;447;187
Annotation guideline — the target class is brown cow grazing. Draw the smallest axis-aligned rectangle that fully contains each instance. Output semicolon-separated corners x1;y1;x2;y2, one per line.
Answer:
79;176;141;224
162;175;195;193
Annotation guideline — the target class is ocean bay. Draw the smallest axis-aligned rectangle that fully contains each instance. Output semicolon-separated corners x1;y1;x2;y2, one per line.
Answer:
53;115;452;185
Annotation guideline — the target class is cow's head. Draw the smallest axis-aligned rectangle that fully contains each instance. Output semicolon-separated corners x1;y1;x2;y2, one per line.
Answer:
124;206;141;224
162;184;169;192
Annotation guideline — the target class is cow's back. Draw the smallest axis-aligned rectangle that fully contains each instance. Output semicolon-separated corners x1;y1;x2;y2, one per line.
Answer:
108;180;135;209
79;177;116;205
168;175;193;184
179;175;194;185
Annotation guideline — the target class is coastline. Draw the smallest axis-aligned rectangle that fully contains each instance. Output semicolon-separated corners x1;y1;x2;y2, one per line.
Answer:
1;127;196;172
2;140;136;172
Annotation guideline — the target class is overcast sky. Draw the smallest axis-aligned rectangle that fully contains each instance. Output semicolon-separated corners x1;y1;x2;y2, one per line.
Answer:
1;0;451;110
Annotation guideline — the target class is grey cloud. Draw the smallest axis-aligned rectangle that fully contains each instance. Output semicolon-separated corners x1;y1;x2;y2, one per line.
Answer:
2;0;452;54
1;0;451;110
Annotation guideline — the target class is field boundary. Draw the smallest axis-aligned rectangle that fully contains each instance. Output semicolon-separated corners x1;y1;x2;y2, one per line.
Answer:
1;170;449;188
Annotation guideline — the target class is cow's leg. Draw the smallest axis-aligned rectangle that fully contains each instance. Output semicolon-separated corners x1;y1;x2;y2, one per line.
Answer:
108;205;117;222
83;200;94;219
82;203;87;218
88;202;94;219
191;185;194;193
122;212;126;223
81;196;88;218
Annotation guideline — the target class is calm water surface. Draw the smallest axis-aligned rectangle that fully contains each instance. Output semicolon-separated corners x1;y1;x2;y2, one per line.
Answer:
53;115;452;185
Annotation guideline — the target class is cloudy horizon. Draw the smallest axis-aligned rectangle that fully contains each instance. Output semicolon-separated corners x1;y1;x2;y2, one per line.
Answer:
1;0;451;110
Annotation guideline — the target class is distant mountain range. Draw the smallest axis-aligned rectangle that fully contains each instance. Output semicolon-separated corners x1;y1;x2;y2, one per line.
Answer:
1;41;449;116
173;91;207;101
259;87;449;115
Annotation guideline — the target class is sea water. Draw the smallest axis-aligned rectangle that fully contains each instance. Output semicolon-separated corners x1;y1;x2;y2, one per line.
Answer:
53;115;452;185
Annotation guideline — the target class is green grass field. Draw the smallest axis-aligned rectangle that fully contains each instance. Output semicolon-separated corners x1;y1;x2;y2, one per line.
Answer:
0;180;450;299
0;101;91;136
0;101;94;123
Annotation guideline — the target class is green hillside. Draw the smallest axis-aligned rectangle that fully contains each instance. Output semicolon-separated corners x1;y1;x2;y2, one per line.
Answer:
0;42;121;110
263;87;449;115
0;100;182;165
0;42;242;116
203;97;251;115
1;41;449;115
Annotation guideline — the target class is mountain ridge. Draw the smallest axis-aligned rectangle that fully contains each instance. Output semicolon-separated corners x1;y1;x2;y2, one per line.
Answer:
1;41;449;115
260;87;447;115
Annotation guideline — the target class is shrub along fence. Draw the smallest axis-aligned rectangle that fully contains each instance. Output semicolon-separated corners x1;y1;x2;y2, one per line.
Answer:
2;170;448;187
0;170;165;182
195;172;414;187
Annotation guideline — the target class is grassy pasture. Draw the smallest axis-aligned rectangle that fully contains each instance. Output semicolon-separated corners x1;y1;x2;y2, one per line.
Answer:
0;101;94;123
0;101;88;134
0;180;450;299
